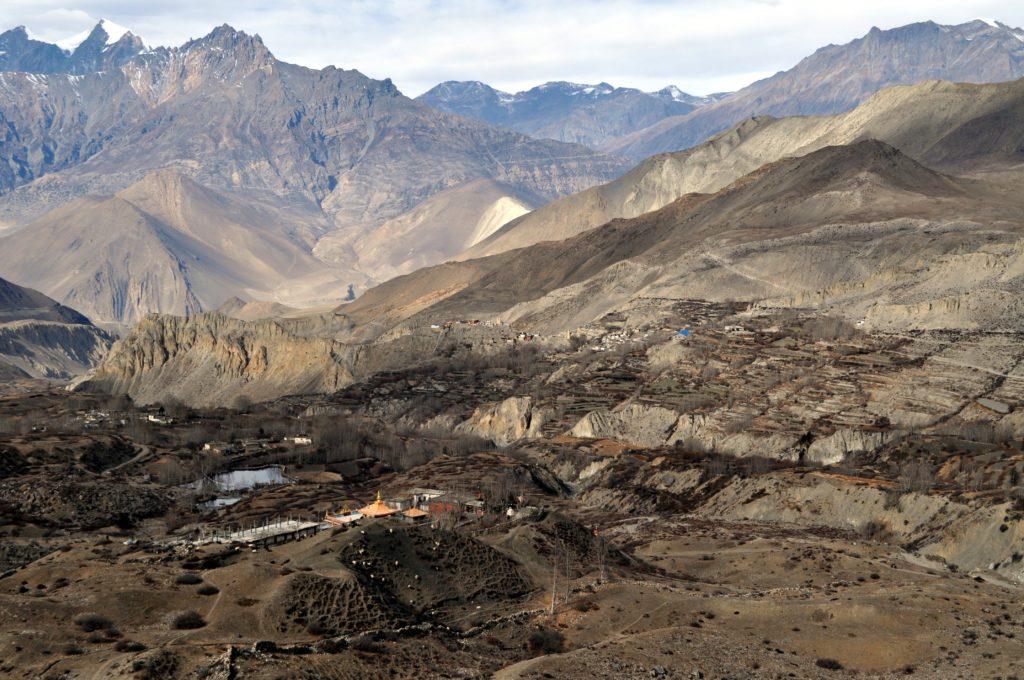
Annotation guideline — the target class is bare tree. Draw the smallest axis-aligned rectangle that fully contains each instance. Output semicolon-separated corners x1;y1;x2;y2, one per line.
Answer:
898;459;935;494
231;395;253;413
155;458;190;485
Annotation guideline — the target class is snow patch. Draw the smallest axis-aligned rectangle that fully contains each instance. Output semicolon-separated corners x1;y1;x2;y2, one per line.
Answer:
56;18;133;53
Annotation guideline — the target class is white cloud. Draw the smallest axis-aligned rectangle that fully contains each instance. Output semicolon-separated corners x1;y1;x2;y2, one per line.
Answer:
4;0;1024;96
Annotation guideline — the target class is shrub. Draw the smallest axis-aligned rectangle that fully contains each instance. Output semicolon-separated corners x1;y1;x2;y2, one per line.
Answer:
527;627;565;655
132;650;179;679
115;639;146;652
174;573;203;585
898;460;934;494
816;658;844;670
73;612;113;632
169;610;206;630
860;519;893;542
197;584;219;596
350;633;384;653
572;599;597;612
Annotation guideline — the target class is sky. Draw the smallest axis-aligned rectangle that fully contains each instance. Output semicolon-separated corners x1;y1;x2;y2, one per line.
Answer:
5;0;1024;97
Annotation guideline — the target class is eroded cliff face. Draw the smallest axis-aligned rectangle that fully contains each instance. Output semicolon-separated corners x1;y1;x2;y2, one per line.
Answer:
75;311;452;406
76;313;353;405
455;396;550;447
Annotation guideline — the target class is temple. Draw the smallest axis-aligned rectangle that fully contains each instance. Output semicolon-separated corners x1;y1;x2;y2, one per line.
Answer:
357;490;400;518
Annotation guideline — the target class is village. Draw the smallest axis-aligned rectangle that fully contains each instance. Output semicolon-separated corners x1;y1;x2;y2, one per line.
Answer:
185;485;537;550
7;302;1024;677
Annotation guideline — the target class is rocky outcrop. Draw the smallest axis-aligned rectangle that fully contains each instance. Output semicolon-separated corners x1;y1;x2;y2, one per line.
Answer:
568;403;803;458
569;403;679;448
76;312;353;405
75;311;453;406
455;396;549;447
804;429;903;466
669;413;802;460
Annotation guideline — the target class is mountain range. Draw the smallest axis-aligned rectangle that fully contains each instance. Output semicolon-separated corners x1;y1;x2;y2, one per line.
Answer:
421;20;1024;161
0;19;145;75
609;19;1024;160
461;74;1024;259
0;21;624;326
80;69;1024;404
417;80;728;150
5;14;1024;377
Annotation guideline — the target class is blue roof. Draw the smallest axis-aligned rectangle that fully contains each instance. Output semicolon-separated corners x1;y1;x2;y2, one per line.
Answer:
677;329;690;336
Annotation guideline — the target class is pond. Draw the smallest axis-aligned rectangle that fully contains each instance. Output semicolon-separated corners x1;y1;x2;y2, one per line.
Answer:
198;496;242;512
189;466;293;492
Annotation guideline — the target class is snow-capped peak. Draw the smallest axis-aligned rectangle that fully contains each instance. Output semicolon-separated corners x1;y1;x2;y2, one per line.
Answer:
576;83;613;96
56;18;133;53
975;17;1000;28
659;85;688;102
17;25;43;41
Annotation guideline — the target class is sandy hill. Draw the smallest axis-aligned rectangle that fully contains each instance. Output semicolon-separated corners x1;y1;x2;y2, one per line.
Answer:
0;277;91;325
216;297;303;322
408;141;992;327
0;170;345;327
315;179;535;284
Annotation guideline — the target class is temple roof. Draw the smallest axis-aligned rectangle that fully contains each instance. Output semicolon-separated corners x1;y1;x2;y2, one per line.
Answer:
358;490;399;518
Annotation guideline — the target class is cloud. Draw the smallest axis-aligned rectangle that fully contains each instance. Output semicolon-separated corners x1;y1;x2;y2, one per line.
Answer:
5;0;1024;96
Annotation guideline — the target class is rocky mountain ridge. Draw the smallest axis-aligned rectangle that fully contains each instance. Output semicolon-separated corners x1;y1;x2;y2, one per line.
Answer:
0;19;146;75
609;19;1024;160
0;23;625;325
417;79;711;150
